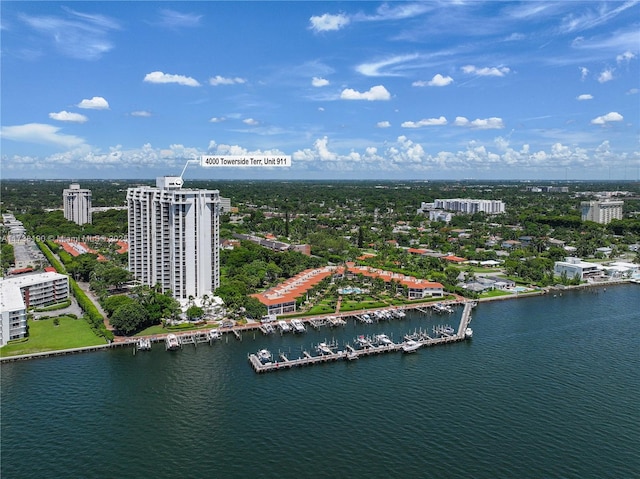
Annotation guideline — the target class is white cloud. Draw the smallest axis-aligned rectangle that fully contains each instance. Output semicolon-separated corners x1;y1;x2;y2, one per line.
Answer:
616;50;636;63
243;118;259;126
294;136;339;162
209;75;247;86
19;8;120;60
454;117;504;129
49;111;88;123
454;116;469;126
360;3;432;22
156;9;202;29
144;71;200;87
462;65;510;77
312;77;330;87
428;74;454;86
309;13;350;32
356;54;420;77
401;117;448;128
0;123;85;148
131;110;151;117
627;88;639;95
377;121;391;128
209;117;225;123
340;85;391;101
579;66;589;80
469;117;505;129
576;94;593;101
77;96;109;109
597;68;614;83
591;111;623;125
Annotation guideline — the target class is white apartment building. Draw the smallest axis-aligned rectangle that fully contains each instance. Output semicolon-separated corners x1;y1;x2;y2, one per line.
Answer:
0;272;70;346
127;177;222;301
63;183;92;225
432;198;506;214
580;200;623;224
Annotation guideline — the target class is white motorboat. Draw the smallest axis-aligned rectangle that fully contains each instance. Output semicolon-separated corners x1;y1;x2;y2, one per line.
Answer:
291;319;306;333
262;323;275;334
355;335;371;348
257;349;273;363
165;334;180;351
443;326;455;335
402;340;421;353
208;329;221;341
316;342;334;355
278;320;291;333
375;334;393;346
136;338;151;351
465;327;473;339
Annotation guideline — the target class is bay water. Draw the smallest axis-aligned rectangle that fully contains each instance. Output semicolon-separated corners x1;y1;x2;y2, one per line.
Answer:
2;285;639;478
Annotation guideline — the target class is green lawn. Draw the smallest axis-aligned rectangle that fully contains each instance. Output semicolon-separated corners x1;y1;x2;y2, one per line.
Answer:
479;289;513;298
1;317;105;357
134;322;212;336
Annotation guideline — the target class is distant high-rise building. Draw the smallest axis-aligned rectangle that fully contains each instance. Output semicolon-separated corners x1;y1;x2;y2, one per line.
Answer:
431;198;505;214
63;183;92;225
580;200;623;224
126;177;223;301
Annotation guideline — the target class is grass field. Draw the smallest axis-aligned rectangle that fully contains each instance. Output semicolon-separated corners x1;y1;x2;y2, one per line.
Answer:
0;317;105;357
479;289;513;298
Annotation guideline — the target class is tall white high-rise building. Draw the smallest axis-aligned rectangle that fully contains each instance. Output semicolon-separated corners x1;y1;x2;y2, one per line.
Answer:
432;198;505;214
580;200;623;224
127;176;222;301
63;183;92;225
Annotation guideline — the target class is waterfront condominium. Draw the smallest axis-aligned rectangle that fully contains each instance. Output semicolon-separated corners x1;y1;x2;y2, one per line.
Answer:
580;200;623;224
63;183;92;225
127;176;222;302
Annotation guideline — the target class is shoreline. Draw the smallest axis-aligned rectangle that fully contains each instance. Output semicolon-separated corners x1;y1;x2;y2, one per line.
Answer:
1;279;635;363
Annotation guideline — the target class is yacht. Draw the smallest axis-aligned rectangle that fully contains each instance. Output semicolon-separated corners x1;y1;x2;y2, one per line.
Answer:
262;323;275;334
402;340;421;353
355;335;371;348
465;327;473;339
136;338;151;351
375;334;393;346
165;334;180;351
291;319;306;333
257;349;273;363
277;320;291;333
208;329;221;341
443;326;455;335
316;342;334;355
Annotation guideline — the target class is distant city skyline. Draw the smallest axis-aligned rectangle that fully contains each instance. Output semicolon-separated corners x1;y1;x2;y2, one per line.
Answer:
1;1;638;180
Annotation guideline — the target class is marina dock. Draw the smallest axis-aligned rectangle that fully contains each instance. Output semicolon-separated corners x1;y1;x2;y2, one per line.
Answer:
248;301;475;373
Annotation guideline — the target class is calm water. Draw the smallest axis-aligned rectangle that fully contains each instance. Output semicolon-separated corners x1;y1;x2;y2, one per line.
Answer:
2;285;639;479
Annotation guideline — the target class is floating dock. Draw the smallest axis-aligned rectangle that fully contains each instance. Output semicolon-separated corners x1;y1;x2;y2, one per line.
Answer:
248;302;475;373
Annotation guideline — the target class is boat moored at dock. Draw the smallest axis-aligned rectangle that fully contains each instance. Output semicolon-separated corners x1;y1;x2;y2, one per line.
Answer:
278;320;291;333
402;339;421;353
165;334;180;351
136;338;151;351
257;349;273;363
291;319;306;333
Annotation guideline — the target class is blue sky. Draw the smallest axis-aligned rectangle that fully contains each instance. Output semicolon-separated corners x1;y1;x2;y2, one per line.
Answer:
1;1;639;181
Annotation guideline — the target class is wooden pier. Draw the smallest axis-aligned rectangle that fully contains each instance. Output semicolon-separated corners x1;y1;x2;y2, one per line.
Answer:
249;302;475;373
